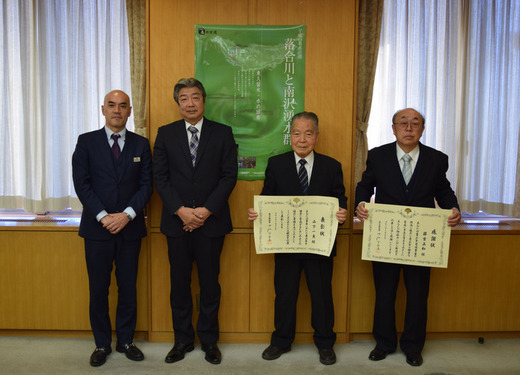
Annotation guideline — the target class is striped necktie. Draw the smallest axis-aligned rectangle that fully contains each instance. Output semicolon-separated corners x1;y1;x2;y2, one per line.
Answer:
402;153;412;184
298;159;309;195
188;126;199;166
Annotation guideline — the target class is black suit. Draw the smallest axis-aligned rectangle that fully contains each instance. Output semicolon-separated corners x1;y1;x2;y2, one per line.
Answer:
355;141;459;354
153;117;237;345
260;151;347;350
72;128;153;348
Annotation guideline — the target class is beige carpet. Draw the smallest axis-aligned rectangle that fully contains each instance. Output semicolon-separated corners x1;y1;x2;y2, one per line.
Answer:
1;336;519;374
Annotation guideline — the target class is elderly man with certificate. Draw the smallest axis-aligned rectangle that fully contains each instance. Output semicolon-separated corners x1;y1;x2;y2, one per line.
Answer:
248;112;347;366
355;108;461;368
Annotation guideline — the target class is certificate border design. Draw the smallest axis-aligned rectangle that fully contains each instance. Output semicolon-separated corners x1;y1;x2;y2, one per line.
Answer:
255;196;339;256
362;204;452;268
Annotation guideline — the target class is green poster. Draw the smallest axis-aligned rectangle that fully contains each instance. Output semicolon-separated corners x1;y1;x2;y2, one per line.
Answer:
195;25;306;180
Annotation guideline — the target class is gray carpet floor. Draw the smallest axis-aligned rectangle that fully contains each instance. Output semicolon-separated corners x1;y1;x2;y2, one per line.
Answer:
0;336;519;374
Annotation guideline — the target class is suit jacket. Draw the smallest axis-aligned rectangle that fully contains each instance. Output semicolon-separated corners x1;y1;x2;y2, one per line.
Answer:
355;142;459;210
261;151;348;257
72;128;153;240
153;117;238;238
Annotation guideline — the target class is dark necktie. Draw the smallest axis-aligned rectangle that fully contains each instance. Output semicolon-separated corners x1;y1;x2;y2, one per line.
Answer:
188;126;199;166
298;159;308;195
111;134;121;159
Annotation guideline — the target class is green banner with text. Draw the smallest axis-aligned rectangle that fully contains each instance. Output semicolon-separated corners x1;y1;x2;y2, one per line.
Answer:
195;25;306;180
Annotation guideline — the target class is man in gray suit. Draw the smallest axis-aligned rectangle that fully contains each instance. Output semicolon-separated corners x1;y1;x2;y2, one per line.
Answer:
153;78;237;365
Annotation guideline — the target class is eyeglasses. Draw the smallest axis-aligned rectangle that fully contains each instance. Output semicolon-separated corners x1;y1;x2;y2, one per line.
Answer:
393;121;423;129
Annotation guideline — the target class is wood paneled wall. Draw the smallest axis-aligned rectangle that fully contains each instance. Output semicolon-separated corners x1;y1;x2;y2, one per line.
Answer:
147;0;358;342
0;229;148;334
349;233;520;339
148;0;357;229
3;0;517;345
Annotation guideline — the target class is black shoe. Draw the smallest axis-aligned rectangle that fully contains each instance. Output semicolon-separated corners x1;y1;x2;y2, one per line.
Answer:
116;342;144;361
202;343;222;365
90;346;112;367
369;347;391;361
405;352;423;366
319;348;336;365
262;344;291;360
165;343;194;363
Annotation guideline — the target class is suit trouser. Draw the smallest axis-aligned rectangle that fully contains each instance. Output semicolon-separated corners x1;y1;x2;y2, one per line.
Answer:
372;261;431;354
271;255;336;350
167;233;224;345
85;237;141;348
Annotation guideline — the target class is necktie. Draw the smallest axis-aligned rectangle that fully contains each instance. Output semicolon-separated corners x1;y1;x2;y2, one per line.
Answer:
298;159;309;195
188;126;199;166
111;134;121;159
402;153;412;184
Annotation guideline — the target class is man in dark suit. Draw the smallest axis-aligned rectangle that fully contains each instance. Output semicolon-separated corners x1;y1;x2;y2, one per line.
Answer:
72;90;153;367
153;78;237;365
355;108;461;367
248;112;347;365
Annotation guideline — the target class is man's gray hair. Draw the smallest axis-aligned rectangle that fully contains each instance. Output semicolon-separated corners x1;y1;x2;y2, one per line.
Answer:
173;78;206;104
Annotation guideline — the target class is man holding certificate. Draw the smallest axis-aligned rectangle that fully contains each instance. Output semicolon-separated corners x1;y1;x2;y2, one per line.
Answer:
355;108;461;367
248;112;347;365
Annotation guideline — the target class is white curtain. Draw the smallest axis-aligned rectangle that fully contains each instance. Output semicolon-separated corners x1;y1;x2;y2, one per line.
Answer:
0;0;132;213
368;0;520;216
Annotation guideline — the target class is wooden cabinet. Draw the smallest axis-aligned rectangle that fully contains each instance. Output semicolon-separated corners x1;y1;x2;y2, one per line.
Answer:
349;229;520;340
0;229;148;336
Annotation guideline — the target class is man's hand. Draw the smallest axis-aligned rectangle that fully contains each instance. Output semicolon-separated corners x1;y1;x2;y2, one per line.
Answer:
336;207;347;224
101;212;130;234
356;202;369;221
447;208;461;227
247;208;258;222
193;207;211;222
177;206;211;232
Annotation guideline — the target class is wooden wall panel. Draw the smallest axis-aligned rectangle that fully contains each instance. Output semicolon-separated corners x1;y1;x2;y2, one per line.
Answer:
350;234;520;336
427;235;520;332
0;231;148;332
148;0;357;343
148;0;356;230
150;232;250;341
150;233;171;333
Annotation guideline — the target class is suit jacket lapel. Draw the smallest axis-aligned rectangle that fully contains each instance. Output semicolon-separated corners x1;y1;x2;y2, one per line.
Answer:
307;153;321;195
173;121;193;167
387;142;408;188
286;152;309;194
195;117;212;168
408;142;425;187
95;129;119;182
118;131;134;182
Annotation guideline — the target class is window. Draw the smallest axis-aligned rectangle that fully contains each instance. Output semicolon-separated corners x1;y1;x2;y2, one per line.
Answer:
368;0;520;216
0;0;132;214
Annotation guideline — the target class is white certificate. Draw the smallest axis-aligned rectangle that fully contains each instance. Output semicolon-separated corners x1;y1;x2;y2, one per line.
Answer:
253;195;339;256
361;203;452;268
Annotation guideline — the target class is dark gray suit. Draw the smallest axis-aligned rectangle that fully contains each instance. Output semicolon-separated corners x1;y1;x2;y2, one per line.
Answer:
355;141;459;354
153;117;237;345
